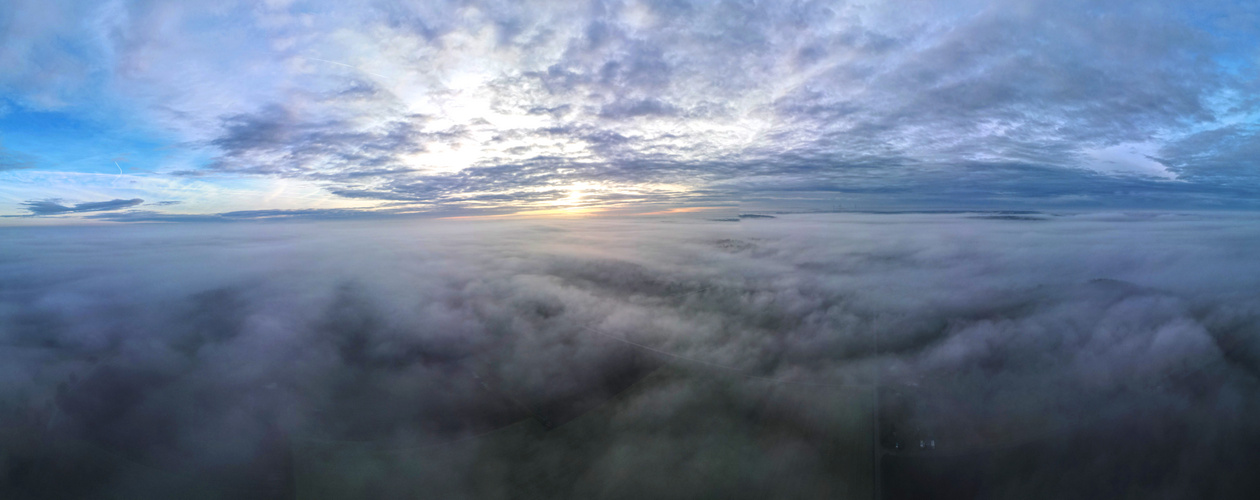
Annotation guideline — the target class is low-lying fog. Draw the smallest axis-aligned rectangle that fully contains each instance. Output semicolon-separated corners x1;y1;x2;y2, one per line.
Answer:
3;212;1259;499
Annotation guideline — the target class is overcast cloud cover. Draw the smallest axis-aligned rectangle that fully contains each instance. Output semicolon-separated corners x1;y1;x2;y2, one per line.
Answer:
3;213;1260;497
2;0;1260;218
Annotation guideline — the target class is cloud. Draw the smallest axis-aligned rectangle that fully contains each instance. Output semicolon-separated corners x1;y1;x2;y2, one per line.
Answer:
0;145;37;171
1160;124;1260;182
19;198;144;215
82;207;407;222
4;0;1258;214
2;213;1259;497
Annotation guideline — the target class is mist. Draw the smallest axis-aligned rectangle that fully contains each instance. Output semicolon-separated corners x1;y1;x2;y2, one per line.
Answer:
3;212;1260;499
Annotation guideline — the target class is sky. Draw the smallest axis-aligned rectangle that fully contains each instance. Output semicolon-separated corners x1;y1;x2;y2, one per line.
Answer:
2;0;1259;222
5;3;1260;495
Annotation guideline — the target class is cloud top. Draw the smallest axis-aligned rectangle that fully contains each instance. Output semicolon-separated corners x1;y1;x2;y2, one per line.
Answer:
2;213;1259;496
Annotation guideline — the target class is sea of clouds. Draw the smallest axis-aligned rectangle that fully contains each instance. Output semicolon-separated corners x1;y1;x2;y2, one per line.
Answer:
2;212;1259;498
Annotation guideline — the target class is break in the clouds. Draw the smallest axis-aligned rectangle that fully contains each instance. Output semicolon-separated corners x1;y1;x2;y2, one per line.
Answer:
2;0;1259;219
3;213;1260;497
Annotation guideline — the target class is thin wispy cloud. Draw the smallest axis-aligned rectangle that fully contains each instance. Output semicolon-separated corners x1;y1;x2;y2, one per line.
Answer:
0;144;37;171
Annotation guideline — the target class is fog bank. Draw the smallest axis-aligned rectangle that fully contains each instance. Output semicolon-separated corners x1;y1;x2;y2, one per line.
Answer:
3;212;1259;498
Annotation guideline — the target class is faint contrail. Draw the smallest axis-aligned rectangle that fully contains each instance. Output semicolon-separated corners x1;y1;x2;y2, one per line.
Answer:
306;57;388;79
109;161;125;187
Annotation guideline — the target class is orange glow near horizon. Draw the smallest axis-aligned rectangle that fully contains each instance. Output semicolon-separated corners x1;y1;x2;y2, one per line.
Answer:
436;205;610;220
632;206;734;216
436;205;736;220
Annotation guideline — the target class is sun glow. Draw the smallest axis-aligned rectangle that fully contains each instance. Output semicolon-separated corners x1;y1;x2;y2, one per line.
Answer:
436;205;607;220
633;206;733;216
426;179;707;220
550;182;602;206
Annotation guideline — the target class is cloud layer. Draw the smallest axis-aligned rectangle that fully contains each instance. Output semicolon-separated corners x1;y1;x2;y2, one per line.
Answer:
3;213;1260;497
2;0;1259;216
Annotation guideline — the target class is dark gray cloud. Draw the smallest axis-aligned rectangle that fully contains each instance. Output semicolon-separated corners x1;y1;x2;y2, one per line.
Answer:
1160;124;1260;182
20;198;144;215
84;207;410;223
3;213;1259;497
206;103;432;176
